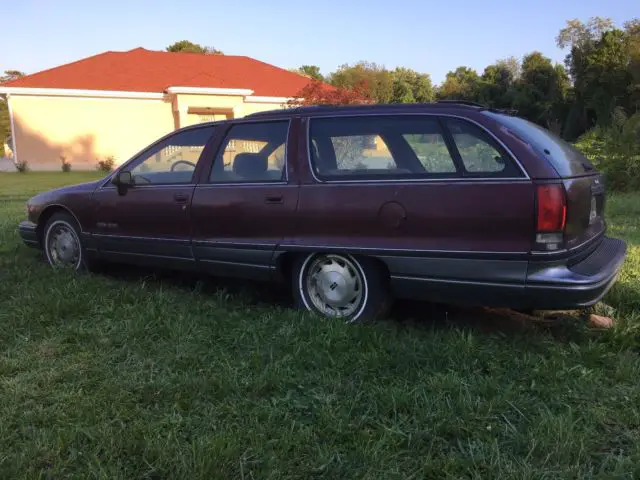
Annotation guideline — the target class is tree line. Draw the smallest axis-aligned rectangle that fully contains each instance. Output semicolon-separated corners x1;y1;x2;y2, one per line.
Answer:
293;17;639;143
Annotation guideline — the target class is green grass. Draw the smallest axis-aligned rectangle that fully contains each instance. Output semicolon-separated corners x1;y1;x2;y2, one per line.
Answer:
1;172;640;478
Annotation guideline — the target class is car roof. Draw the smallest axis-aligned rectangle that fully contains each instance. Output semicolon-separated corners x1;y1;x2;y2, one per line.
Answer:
241;101;516;120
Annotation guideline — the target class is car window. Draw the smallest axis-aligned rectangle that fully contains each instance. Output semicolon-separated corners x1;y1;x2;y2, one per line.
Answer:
129;126;214;185
403;133;457;173
210;121;288;183
481;111;594;176
330;134;395;170
309;116;458;179
444;118;509;174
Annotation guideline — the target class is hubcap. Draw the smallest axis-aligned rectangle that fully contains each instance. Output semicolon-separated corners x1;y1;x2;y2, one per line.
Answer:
305;254;364;318
47;223;80;268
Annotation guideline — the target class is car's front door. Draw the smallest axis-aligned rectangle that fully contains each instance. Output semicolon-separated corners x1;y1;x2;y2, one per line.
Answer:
190;119;299;280
91;125;216;268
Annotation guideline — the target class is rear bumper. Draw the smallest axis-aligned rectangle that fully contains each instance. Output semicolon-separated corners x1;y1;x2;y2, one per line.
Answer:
524;236;626;309
18;220;40;249
388;236;627;310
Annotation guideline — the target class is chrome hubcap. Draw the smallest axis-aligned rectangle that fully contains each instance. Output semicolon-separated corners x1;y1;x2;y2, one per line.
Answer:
47;223;80;268
305;254;364;318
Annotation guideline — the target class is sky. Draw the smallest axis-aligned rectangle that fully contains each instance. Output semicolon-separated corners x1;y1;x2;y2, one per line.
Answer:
1;0;637;84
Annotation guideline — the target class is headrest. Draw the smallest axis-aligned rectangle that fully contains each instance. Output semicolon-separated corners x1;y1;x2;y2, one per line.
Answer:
232;153;267;180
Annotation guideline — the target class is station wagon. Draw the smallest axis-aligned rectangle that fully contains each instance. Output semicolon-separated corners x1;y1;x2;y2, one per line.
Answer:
19;102;627;322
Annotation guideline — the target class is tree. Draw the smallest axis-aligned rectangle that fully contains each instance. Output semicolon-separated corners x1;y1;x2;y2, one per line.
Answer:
557;17;638;136
288;79;371;106
437;66;481;101
478;57;520;108
556;17;615;51
328;62;394;103
296;65;324;81
0;70;25;156
166;40;223;55
1;70;26;83
511;52;569;132
390;67;434;103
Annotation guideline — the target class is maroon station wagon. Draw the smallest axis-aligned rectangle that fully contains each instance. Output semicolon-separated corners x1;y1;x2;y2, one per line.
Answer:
19;102;627;322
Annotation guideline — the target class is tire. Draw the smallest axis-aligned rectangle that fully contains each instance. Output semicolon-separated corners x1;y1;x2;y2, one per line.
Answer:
43;212;94;272
293;252;391;323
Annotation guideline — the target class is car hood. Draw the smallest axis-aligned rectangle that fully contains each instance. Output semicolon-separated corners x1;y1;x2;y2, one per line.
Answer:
27;179;103;208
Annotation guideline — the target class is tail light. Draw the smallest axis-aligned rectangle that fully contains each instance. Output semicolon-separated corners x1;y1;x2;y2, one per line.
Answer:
535;184;566;251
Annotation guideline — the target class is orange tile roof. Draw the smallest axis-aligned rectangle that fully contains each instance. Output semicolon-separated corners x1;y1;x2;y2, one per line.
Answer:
2;48;318;97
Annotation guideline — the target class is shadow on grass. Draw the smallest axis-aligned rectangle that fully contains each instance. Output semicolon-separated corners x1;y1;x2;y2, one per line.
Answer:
85;259;592;343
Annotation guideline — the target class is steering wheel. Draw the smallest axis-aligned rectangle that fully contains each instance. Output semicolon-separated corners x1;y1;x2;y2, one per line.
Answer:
171;160;197;171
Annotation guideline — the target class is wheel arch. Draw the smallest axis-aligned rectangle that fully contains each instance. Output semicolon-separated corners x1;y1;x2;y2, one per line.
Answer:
274;249;392;284
36;205;83;246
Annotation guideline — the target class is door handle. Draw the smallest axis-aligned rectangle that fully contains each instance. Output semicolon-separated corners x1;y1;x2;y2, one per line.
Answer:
174;193;189;204
265;195;283;204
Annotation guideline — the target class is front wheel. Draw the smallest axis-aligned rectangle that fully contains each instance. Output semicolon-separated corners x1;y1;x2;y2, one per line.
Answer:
43;212;93;272
293;252;391;323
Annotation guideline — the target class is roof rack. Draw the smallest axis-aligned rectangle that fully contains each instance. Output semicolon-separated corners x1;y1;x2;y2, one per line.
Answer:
435;100;487;108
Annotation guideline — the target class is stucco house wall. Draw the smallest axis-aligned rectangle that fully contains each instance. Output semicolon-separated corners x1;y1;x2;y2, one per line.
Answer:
7;92;287;170
9;94;175;170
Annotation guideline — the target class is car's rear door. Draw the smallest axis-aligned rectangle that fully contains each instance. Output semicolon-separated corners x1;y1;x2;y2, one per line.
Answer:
189;119;299;280
291;113;535;290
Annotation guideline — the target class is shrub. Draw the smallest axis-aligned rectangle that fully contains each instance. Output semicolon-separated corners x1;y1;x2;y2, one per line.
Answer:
60;155;71;173
575;111;640;191
97;156;116;172
15;159;28;173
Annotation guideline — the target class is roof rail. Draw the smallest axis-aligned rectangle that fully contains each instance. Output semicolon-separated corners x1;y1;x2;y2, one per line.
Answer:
435;100;487;108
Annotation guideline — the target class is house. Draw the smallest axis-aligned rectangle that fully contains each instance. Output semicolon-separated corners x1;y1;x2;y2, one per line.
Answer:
0;48;317;170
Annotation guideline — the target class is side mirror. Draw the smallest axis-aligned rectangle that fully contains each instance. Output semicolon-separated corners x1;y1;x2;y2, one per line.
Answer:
112;170;133;194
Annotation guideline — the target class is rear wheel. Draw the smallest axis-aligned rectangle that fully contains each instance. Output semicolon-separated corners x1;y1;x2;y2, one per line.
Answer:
293;252;391;323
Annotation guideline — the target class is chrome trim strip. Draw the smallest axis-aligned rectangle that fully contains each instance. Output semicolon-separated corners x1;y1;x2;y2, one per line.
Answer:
277;244;528;256
198;259;271;269
100;251;194;261
390;274;522;288
196;182;292;188
193;240;274;248
305;113;530;184
100;184;197;190
92;233;190;243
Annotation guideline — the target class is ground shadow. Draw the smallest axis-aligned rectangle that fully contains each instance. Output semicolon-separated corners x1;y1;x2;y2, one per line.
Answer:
89;259;590;342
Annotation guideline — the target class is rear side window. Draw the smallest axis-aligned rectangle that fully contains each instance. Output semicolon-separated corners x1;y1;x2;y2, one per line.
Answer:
444;118;522;177
309;116;459;180
482;111;594;177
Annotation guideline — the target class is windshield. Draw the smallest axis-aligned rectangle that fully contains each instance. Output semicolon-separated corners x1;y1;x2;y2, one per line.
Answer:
482;111;595;177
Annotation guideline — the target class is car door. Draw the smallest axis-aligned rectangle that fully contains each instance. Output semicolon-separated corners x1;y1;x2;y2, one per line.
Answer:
190;119;299;280
91;125;216;269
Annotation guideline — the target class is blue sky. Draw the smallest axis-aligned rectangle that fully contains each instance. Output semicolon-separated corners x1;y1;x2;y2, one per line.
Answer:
1;0;637;84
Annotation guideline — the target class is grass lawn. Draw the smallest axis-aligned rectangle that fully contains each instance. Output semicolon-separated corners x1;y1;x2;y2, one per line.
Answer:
1;172;640;478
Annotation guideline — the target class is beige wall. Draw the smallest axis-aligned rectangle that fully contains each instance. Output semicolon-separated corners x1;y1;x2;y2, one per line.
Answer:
11;95;175;170
10;92;289;171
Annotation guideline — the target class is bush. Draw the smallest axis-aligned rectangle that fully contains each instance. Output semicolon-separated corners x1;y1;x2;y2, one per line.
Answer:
15;159;28;173
60;155;71;173
96;156;115;172
575;111;640;191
